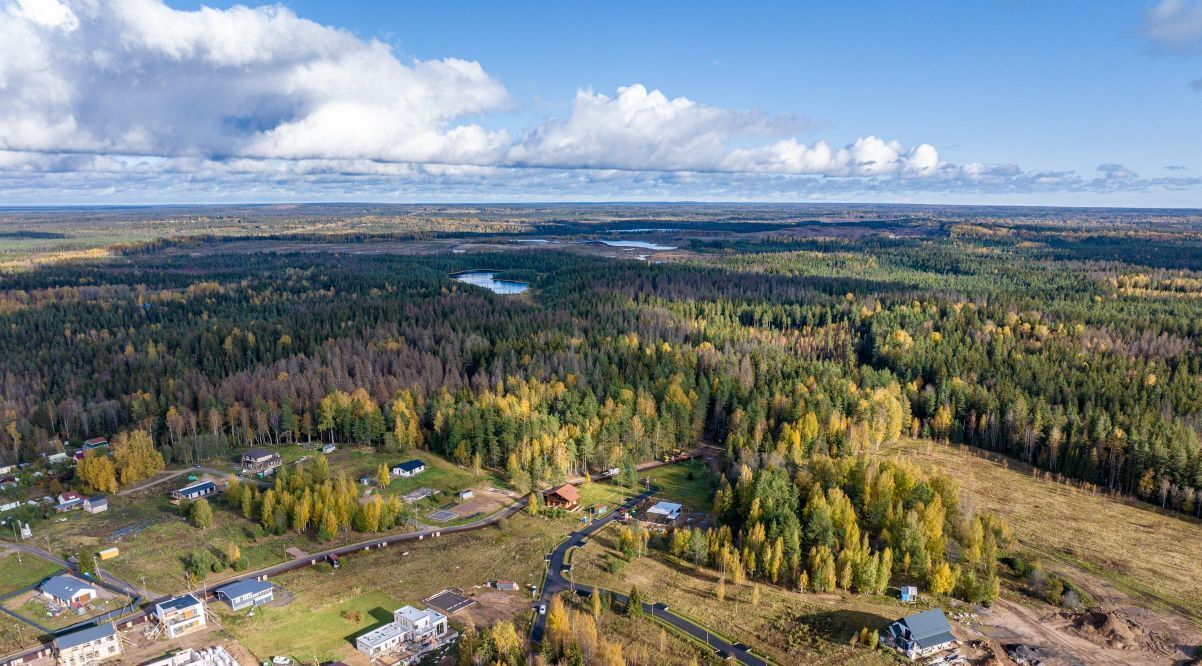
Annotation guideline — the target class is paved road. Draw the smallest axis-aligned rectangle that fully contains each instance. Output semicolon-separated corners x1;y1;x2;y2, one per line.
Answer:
529;479;768;665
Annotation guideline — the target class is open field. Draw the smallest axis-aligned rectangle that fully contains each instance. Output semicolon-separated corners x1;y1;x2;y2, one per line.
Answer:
222;512;585;663
885;439;1202;621
572;525;901;666
643;459;718;510
0;554;62;593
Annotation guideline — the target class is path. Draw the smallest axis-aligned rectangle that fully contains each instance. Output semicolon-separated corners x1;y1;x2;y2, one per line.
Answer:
117;466;234;496
529;474;768;666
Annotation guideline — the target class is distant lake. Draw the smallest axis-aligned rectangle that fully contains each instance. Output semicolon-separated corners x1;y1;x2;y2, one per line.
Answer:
452;271;529;294
597;240;678;251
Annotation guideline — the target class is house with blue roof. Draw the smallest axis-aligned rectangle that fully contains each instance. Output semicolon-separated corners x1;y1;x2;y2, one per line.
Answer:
883;609;957;660
172;480;217;502
391;459;426;478
38;574;97;607
53;622;121;664
216;579;274;611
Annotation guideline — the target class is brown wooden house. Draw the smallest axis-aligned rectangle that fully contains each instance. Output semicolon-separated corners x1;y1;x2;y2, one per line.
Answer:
543;484;580;510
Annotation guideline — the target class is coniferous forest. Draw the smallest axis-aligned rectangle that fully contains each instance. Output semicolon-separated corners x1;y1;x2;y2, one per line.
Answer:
2;205;1202;604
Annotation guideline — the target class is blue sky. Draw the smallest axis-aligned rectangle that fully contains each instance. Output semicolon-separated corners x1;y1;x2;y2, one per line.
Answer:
1;0;1200;205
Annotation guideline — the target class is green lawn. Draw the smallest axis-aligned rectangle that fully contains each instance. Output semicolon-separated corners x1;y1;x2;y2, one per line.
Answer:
0;554;62;594
644;459;718;510
223;513;574;662
221;588;400;662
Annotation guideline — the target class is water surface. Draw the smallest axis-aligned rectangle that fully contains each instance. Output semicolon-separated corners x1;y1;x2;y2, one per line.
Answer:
452;271;529;294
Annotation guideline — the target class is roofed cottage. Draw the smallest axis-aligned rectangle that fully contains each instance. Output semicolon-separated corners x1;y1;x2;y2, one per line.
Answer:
645;501;683;524
216;579;274;611
391;459;426;478
883;609;957;660
39;574;97;607
172;480;217;501
241;448;281;472
543;484;580;510
83;495;108;514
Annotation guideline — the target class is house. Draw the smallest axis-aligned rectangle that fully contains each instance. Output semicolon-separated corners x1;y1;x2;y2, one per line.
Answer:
543;484;580;510
83;496;108;514
47;452;70;465
883;609;957;660
356;605;451;658
56;491;84;512
215;579;274;611
142;646;238;666
82;437;108;450
240;448;281;472
358;476;373;486
645;501;683;524
391;459;426;478
495;580;520;591
39;574;97;607
899;585;918;603
153;593;206;638
172;480;217;502
321;443;337;454
457;489;474;500
53;622;121;666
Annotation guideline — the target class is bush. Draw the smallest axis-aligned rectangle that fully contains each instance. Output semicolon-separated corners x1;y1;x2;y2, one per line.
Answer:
1000;553;1034;577
604;555;626;575
342;609;363;622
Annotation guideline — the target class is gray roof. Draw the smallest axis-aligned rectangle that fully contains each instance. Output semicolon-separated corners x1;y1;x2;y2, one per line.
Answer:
243;448;276;460
900;609;955;648
39;574;94;601
216;579;272;599
155;593;202;613
53;622;114;649
86;495;107;505
648;501;683;514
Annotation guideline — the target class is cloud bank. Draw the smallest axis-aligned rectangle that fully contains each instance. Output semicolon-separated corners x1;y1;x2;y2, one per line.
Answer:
0;0;1197;203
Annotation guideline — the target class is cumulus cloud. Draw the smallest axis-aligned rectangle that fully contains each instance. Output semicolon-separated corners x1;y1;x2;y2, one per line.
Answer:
0;0;511;163
1144;0;1202;51
0;0;1197;203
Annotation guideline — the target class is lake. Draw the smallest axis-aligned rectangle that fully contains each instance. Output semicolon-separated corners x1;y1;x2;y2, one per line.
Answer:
597;240;678;251
452;271;529;294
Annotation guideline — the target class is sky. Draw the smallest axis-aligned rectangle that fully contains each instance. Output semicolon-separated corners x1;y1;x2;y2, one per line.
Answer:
0;0;1200;206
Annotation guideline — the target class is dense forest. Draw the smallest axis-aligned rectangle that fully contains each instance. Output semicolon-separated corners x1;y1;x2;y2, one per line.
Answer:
1;213;1201;528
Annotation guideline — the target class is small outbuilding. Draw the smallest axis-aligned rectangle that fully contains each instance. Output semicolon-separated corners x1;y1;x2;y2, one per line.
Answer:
645;501;683;524
83;495;108;514
899;585;918;603
457;489;474;500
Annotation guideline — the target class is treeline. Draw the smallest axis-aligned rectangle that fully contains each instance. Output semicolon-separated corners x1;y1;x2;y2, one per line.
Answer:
0;234;1200;519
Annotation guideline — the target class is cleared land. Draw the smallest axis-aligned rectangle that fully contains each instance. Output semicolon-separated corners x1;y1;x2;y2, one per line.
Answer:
223;510;611;663
573;525;900;666
0;553;62;593
643;459;718;509
885;439;1202;621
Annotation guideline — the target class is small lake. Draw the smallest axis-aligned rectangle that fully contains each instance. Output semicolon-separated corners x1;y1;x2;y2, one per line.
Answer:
452;271;529;294
597;240;678;251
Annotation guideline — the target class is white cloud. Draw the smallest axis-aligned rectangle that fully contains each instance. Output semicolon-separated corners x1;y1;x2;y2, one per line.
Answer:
1144;0;1202;51
0;0;1195;203
0;0;510;163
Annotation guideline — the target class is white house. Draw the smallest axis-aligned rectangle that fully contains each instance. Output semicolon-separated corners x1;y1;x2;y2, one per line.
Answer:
355;605;450;658
39;574;97;607
82;496;108;514
53;623;122;666
153;593;207;638
391;459;426;478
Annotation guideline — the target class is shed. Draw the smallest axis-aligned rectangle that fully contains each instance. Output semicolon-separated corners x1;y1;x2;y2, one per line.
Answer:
900;585;918;603
83;495;108;513
645;501;683;523
458;489;474;500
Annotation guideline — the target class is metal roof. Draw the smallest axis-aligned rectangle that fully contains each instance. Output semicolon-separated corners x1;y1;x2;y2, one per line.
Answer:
900;609;955;647
53;622;114;649
176;480;216;495
648;501;683;514
39;574;94;601
155;593;202;613
216;579;272;599
393;459;425;472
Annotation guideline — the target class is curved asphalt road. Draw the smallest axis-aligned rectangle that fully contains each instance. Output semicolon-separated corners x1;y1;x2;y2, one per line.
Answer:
529;484;768;666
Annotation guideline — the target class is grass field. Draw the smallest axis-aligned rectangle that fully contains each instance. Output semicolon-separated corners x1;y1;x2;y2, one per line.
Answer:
0;553;62;593
644;459;718;509
885;439;1202;620
573;526;902;666
559;593;724;666
223;512;579;663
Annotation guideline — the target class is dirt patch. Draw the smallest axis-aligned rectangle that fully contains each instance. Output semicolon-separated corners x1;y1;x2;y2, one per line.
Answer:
1062;609;1177;657
455;588;531;629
